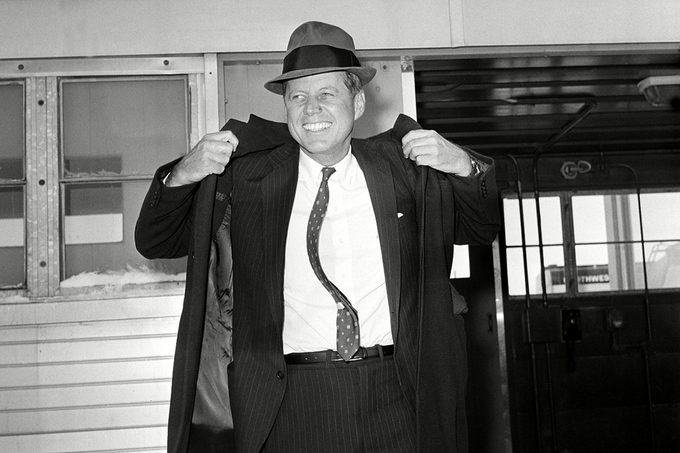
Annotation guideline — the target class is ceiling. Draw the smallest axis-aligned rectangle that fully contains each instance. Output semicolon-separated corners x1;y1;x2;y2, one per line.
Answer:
414;49;680;160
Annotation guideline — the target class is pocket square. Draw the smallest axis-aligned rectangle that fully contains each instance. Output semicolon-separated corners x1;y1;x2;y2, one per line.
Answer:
397;212;404;218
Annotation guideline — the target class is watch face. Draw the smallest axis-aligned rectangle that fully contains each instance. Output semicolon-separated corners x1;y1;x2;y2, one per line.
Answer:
470;159;481;176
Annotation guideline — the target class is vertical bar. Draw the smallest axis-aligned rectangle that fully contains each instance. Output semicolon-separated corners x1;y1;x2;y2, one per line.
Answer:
188;74;202;148
203;53;220;133
507;155;543;452
545;343;558;453
561;192;577;295
25;76;59;297
45;76;60;295
25;77;40;295
33;77;49;296
195;72;207;143
492;239;514;453
400;56;417;120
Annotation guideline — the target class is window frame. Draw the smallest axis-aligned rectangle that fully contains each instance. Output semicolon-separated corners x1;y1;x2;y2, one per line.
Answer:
0;57;209;301
502;186;680;301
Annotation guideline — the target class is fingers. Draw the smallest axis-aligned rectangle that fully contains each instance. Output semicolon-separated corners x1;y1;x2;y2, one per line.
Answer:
203;130;239;162
206;130;239;151
167;130;239;186
201;139;235;168
401;129;471;175
402;129;440;165
194;131;237;173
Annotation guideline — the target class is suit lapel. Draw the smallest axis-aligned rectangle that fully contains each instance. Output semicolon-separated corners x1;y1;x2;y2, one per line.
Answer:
254;136;403;336
352;139;402;336
260;143;299;325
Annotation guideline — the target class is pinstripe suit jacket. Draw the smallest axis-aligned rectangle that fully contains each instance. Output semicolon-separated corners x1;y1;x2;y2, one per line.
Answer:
135;115;499;453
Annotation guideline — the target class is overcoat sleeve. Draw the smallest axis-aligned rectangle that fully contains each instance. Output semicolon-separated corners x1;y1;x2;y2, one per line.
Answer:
134;159;198;260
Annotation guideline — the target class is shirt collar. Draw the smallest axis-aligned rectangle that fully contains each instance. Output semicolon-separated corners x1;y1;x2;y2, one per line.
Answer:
298;147;357;186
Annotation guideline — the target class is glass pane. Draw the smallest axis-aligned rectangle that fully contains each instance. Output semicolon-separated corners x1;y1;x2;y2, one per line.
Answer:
0;83;24;179
506;245;564;295
640;192;680;241
61;78;188;177
573;195;606;243
575;243;644;292
63;183;123;245
503;196;562;246
62;181;185;285
0;187;25;287
646;240;680;289
574;194;643;243
574;244;613;292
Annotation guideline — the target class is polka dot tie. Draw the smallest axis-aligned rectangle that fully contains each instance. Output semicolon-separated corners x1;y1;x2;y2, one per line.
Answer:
306;166;360;362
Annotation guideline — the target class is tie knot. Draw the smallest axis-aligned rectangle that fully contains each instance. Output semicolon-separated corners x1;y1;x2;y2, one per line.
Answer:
321;166;336;180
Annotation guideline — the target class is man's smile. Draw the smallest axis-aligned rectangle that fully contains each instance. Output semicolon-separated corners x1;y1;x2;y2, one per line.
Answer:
302;121;332;132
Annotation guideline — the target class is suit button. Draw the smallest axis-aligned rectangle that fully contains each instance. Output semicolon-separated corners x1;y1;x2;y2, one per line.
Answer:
276;371;285;380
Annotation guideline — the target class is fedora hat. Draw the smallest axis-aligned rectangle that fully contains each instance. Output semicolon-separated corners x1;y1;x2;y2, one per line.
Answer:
264;21;377;95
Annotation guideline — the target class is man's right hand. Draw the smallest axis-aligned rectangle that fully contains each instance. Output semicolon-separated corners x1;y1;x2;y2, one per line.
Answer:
165;130;239;187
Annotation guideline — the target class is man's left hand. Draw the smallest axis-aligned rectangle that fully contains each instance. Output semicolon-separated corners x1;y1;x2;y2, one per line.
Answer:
402;129;473;176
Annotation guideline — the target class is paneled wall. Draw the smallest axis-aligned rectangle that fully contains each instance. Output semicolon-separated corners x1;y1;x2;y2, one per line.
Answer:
0;294;183;452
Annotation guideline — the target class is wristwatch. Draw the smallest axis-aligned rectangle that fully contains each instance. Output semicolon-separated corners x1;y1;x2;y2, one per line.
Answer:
467;156;482;177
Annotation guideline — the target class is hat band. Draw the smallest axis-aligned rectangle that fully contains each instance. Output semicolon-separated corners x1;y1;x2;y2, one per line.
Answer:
282;45;361;74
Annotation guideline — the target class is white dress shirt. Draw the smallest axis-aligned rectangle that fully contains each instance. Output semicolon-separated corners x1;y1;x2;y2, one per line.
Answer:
282;148;393;354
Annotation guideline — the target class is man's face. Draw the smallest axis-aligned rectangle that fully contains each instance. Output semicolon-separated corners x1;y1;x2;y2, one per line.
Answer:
284;71;365;166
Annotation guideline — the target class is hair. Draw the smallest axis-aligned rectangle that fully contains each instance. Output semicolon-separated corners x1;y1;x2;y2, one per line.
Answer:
343;72;364;96
282;71;364;97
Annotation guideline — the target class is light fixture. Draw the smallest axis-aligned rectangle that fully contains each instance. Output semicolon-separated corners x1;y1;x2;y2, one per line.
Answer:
637;75;680;107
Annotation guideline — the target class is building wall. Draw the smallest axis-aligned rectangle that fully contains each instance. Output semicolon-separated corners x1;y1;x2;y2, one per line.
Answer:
0;0;679;59
0;293;183;452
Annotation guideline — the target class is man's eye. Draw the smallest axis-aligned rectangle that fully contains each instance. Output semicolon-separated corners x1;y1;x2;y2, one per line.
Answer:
319;92;334;99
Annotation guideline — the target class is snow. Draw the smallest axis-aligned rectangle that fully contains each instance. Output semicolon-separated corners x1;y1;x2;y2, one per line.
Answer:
60;265;186;288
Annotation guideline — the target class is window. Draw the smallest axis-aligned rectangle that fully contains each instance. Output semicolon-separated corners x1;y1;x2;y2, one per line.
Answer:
1;69;202;298
503;195;564;296
0;81;25;288
573;192;680;291
504;190;680;297
60;78;188;285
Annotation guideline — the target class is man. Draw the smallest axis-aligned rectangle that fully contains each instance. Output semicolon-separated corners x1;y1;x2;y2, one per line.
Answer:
136;21;499;453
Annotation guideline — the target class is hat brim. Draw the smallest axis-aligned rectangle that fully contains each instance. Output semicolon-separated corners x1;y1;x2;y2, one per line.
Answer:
264;66;377;95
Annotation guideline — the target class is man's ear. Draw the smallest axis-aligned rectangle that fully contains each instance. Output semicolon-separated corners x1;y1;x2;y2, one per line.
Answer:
353;90;366;120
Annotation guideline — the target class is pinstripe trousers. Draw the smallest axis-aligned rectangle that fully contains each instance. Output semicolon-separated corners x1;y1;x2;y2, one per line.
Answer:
261;354;416;453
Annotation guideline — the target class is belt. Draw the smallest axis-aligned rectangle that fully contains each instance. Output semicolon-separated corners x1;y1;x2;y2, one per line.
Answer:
284;345;394;364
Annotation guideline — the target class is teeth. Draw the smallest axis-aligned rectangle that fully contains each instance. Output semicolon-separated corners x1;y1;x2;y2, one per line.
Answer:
303;122;331;132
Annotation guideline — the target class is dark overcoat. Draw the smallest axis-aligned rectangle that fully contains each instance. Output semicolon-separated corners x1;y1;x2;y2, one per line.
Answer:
135;115;499;453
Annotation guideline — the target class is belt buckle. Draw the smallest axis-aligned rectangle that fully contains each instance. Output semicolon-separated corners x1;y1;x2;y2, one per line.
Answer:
331;355;363;362
348;347;368;361
332;348;365;362
331;357;364;363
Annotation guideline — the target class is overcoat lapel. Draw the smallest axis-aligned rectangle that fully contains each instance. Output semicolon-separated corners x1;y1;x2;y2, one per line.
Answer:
259;143;299;325
352;139;402;337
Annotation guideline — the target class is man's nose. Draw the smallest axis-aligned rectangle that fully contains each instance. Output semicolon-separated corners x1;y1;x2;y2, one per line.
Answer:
304;97;322;114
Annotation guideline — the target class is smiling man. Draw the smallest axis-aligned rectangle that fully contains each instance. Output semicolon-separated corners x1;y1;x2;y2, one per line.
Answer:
136;21;500;453
283;71;365;166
